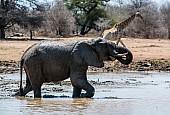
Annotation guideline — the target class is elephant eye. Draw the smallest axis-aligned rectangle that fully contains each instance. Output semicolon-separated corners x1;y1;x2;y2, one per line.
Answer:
98;41;107;48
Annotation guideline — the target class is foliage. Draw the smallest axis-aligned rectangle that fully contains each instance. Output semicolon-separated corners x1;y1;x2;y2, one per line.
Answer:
1;0;169;39
126;0;151;10
63;0;110;35
109;16;117;26
0;0;40;39
160;2;170;39
42;1;75;37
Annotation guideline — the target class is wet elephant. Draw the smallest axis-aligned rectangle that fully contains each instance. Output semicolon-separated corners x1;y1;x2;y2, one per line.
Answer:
14;37;133;98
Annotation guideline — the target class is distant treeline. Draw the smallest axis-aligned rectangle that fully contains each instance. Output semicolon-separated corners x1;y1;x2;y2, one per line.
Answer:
1;0;170;39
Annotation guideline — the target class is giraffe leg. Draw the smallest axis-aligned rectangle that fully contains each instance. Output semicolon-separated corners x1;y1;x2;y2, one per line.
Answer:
119;39;126;47
116;38;121;45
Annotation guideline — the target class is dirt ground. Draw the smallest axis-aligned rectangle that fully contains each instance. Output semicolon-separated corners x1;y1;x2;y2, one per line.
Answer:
0;37;170;72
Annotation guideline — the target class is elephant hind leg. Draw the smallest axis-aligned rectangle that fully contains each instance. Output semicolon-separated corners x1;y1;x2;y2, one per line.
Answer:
34;87;41;98
21;82;32;96
14;76;32;96
30;75;43;98
25;61;44;98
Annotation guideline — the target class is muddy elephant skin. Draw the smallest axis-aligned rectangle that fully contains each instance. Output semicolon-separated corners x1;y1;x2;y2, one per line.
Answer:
14;38;133;98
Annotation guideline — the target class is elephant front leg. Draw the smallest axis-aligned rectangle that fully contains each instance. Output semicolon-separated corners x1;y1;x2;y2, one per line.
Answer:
79;82;95;98
70;65;95;98
72;87;82;98
71;76;95;98
72;84;95;98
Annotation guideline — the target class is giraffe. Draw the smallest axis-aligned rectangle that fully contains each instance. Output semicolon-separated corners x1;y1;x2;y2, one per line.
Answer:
102;11;143;47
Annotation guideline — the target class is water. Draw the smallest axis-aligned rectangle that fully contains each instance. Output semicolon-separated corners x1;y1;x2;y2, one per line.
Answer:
1;71;170;115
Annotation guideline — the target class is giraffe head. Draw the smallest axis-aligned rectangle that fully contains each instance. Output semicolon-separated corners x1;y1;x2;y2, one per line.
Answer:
135;11;143;20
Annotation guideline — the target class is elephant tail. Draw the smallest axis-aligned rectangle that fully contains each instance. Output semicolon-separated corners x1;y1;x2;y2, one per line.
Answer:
19;59;24;94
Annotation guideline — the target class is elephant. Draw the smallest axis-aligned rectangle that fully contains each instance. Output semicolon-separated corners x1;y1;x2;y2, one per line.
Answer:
14;37;133;98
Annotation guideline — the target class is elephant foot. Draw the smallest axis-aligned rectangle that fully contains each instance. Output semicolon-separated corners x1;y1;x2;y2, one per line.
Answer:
34;88;42;98
80;92;94;98
80;93;87;98
12;88;24;96
72;96;80;98
72;87;82;98
12;91;23;97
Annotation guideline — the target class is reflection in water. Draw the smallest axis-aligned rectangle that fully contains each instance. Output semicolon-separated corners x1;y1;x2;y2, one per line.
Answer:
14;97;90;114
71;98;91;112
15;97;93;114
1;97;134;115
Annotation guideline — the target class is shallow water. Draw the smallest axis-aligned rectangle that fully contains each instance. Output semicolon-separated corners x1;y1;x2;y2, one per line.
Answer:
1;71;170;115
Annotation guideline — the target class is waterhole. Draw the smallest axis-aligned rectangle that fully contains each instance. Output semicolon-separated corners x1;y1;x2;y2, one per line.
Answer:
1;71;170;114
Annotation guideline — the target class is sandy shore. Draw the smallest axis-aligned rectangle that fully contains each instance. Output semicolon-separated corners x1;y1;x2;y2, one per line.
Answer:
0;37;170;73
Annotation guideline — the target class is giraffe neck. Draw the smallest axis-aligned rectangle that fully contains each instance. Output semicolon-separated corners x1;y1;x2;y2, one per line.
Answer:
115;13;136;31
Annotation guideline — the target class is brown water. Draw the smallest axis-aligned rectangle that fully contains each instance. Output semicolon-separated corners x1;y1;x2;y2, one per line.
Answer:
1;71;170;114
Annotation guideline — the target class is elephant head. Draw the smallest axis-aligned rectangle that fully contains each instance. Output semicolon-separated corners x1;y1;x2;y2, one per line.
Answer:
71;38;133;67
93;38;133;65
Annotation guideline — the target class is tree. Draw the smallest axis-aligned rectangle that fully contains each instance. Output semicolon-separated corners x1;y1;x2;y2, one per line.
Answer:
64;0;110;35
45;1;75;37
160;2;170;39
0;0;39;39
19;10;44;39
126;0;151;10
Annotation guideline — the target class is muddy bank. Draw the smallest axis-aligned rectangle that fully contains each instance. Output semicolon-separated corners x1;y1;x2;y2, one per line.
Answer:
1;38;170;73
0;61;19;73
0;60;170;74
95;59;170;72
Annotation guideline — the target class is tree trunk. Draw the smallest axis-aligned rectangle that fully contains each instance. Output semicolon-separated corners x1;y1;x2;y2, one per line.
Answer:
80;25;92;35
30;30;33;39
80;26;86;35
0;27;5;39
168;28;170;39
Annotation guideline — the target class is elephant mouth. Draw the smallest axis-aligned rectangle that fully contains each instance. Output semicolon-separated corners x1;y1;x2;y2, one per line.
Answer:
109;46;133;65
109;52;128;61
115;52;133;65
116;52;128;58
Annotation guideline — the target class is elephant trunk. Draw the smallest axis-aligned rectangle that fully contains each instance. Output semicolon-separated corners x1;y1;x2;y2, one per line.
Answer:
113;46;133;65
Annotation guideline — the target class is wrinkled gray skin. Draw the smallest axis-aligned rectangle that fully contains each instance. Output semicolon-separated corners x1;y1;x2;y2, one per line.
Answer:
15;38;133;98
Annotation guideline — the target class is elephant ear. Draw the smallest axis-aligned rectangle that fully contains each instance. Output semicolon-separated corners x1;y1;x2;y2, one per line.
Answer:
71;41;104;67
